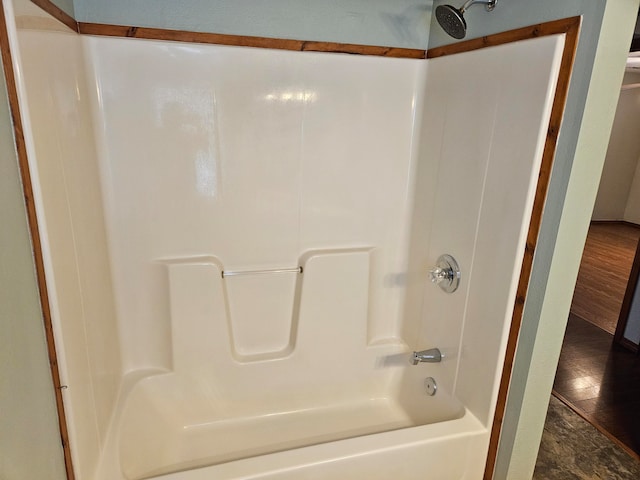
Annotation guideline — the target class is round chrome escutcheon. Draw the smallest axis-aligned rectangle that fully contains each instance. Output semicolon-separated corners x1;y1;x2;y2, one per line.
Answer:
428;254;461;293
424;377;437;396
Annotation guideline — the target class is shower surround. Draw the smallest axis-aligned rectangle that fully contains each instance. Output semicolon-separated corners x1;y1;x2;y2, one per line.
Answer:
4;0;567;478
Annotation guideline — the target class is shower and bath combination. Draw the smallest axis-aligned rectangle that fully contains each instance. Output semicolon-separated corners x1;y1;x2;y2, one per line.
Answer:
5;0;571;474
436;0;498;39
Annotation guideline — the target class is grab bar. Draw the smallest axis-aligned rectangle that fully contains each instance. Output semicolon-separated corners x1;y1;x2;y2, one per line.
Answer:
221;266;302;278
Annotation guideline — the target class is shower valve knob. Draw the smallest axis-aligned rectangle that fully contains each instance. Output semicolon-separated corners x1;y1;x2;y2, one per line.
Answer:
429;267;451;284
428;254;460;293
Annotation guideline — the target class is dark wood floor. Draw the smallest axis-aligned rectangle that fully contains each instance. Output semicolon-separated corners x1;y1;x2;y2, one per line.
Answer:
570;222;640;334
553;315;640;456
553;222;640;458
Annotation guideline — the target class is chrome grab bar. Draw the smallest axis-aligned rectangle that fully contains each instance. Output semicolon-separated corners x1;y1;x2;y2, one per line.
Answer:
221;266;302;278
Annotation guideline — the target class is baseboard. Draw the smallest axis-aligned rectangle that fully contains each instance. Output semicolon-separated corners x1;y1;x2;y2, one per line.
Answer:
616;335;639;353
591;219;640;228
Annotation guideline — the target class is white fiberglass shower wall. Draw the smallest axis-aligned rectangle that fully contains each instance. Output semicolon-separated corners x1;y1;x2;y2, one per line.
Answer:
5;0;565;478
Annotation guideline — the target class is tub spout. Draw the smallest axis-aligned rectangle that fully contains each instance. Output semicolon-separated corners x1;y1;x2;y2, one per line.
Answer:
411;348;442;365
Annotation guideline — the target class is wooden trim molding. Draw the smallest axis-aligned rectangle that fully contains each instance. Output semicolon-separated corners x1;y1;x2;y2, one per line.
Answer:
77;22;426;58
617;335;640;354
429;17;583;480
591;219;640;227
426;16;580;59
301;40;424;58
0;1;75;478
29;0;77;32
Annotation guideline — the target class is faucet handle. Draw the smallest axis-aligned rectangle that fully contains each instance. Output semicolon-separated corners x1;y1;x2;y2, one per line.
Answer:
429;266;451;284
428;254;460;293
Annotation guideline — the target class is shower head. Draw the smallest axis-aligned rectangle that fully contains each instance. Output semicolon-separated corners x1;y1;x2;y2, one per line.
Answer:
435;4;467;39
435;0;498;40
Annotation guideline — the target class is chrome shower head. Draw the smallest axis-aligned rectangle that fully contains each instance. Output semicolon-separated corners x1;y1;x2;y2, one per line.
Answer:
435;4;467;40
435;0;498;40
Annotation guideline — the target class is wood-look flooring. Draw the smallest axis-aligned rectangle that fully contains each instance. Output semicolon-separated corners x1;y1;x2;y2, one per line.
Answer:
570;222;640;334
551;222;640;460
553;314;640;457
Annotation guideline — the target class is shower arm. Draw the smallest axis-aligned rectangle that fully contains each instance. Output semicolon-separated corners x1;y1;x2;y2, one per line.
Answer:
459;0;497;13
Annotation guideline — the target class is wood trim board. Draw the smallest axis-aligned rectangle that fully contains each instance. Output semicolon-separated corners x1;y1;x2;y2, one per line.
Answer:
591;219;640;228
10;3;581;479
77;22;426;58
0;1;76;478
427;16;580;59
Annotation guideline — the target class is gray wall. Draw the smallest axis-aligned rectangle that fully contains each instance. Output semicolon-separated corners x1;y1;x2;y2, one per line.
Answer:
50;0;73;16
0;55;67;479
72;0;431;48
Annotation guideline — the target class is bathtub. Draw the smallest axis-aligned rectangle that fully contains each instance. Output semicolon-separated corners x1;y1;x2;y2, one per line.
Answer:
98;252;478;480
4;0;566;478
100;358;484;480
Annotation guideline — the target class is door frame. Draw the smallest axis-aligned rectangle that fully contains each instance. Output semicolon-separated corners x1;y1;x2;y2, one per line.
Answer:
614;231;640;353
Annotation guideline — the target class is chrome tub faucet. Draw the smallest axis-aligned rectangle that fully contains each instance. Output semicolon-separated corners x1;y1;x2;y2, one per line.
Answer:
411;348;442;365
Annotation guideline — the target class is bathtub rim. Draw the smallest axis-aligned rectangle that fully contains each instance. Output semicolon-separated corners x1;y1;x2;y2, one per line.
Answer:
97;368;479;480
150;410;487;480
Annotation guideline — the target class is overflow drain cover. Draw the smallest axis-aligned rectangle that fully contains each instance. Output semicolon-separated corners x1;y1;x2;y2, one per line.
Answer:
424;377;437;396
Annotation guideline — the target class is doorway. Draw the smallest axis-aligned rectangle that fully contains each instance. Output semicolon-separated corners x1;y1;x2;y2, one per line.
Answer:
552;223;640;455
545;28;640;461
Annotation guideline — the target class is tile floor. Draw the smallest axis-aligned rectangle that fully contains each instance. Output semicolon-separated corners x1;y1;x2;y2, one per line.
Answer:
534;396;640;479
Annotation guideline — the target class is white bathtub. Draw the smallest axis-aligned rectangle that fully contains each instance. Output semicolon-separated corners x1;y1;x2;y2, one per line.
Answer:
99;252;475;479
5;0;565;478
102;367;481;480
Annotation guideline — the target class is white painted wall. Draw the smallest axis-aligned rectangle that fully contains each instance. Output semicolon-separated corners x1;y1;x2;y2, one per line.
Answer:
592;71;640;222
